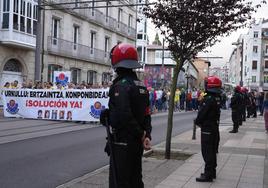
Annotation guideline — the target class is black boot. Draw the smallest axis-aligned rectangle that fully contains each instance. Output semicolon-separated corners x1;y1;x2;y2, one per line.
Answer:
201;173;216;179
196;174;213;182
229;129;238;133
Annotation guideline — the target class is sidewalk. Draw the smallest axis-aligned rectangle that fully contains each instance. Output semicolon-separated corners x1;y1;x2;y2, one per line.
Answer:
57;115;267;188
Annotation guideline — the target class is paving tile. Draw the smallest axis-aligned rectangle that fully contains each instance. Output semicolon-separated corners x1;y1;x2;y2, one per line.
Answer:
183;181;212;188
237;182;263;188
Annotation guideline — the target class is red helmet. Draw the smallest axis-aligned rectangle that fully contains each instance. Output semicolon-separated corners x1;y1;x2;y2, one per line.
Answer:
235;85;242;93
205;76;222;88
110;43;142;69
241;87;248;93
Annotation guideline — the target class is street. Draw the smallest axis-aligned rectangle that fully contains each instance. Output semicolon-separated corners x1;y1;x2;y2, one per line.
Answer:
0;110;230;188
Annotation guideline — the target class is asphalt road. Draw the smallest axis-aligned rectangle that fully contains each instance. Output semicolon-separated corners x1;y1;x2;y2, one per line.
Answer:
0;110;231;188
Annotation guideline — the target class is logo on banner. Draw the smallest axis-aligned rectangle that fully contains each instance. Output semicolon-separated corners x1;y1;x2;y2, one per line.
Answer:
56;73;69;86
6;100;19;114
90;101;105;119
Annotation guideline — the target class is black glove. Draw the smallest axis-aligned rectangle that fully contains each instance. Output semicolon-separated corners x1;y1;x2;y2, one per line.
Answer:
100;109;109;126
104;141;111;156
194;118;200;127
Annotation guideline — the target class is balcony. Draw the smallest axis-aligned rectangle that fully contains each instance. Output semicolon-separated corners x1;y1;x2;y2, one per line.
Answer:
46;1;136;39
47;36;110;65
0;29;36;49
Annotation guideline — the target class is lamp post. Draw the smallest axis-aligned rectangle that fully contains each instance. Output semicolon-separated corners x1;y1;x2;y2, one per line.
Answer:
185;63;190;111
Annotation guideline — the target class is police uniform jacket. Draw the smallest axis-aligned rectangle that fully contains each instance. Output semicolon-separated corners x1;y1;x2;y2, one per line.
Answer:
195;93;221;131
108;72;152;142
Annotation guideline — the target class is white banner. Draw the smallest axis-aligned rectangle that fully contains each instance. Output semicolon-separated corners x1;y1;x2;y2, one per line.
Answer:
1;89;109;121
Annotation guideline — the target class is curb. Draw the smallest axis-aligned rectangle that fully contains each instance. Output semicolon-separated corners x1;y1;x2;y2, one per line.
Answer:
56;165;110;188
56;149;154;188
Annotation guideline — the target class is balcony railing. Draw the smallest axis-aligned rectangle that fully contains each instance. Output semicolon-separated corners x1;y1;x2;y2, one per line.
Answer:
0;29;36;49
46;0;136;39
47;36;110;65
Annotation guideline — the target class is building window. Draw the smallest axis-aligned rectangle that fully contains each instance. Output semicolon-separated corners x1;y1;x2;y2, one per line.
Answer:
137;47;142;62
265;61;268;69
102;72;112;84
252;76;256;83
3;59;22;72
90;31;96;54
71;68;81;84
20;0;26;32
128;14;133;28
264;75;268;83
52;18;60;45
253;46;258;53
33;5;38;35
26;1;32;34
2;0;10;29
254;31;258;38
47;64;62;82
73;26;79;50
87;70;97;85
265;45;268;54
104;37;110;57
75;0;79;7
252;61;257;70
118;8;122;27
91;0;95;16
137;34;142;39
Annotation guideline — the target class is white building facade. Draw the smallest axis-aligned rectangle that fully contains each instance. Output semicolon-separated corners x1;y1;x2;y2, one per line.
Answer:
241;19;268;91
136;0;148;66
0;0;136;86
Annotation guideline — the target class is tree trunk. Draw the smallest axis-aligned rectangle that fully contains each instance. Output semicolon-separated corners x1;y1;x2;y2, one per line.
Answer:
165;58;183;159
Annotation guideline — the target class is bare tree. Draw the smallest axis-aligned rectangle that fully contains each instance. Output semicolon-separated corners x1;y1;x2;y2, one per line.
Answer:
144;0;266;159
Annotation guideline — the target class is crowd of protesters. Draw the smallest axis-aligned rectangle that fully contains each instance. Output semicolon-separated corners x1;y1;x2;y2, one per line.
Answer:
2;80;267;118
148;87;208;113
2;80;111;90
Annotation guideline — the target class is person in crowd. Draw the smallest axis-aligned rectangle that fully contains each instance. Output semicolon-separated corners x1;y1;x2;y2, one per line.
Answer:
161;88;167;111
3;82;10;88
192;88;198;110
174;88;180;111
100;43;152;188
186;90;192;111
241;87;247;122
195;76;222;182
230;86;242;133
12;80;19;89
262;93;268;133
27;80;33;89
258;92;264;116
180;88;185;110
156;88;163;112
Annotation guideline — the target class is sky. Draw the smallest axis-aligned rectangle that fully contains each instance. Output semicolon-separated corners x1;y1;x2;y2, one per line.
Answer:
147;1;268;68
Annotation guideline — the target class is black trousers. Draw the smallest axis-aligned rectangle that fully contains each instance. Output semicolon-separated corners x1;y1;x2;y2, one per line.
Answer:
241;106;246;121
109;140;144;188
232;111;239;131
201;128;217;177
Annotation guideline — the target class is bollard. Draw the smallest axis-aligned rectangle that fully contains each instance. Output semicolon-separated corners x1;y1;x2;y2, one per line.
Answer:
192;119;196;140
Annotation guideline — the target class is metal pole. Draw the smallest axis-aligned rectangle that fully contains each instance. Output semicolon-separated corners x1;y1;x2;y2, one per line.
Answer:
161;38;165;88
41;5;45;82
34;0;42;81
240;39;244;86
192;119;196;140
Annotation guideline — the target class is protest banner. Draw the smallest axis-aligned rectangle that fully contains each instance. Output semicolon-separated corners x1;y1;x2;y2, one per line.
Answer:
1;89;109;121
53;71;71;86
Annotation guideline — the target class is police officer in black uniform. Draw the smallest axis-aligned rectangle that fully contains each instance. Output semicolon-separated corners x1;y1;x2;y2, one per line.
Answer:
229;86;242;133
195;76;222;182
238;87;244;126
241;87;247;122
101;43;152;188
